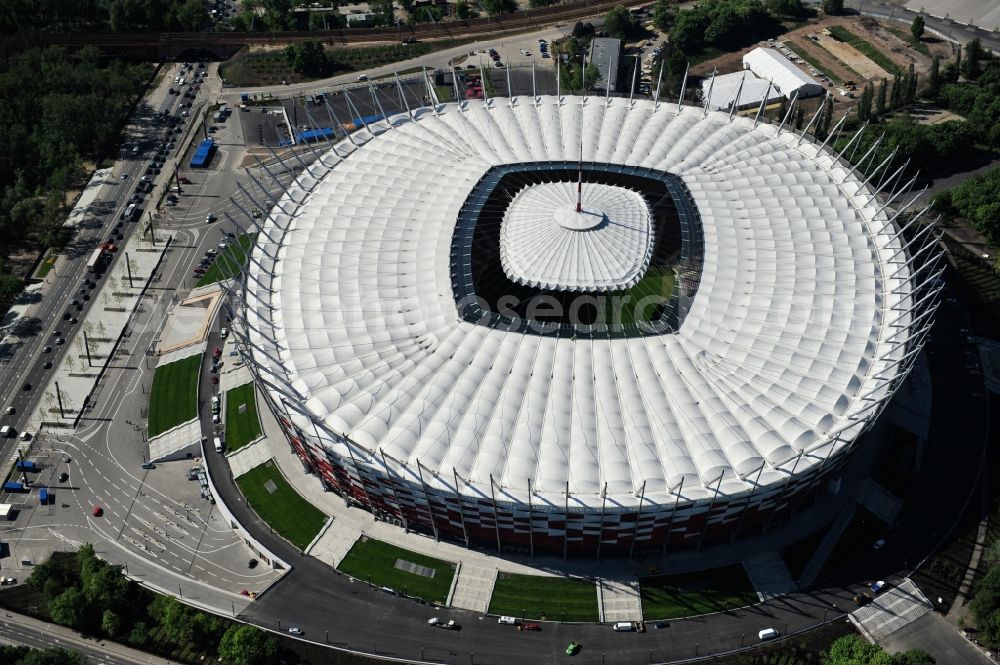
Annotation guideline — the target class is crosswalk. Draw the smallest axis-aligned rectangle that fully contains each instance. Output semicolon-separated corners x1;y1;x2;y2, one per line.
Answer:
850;578;933;642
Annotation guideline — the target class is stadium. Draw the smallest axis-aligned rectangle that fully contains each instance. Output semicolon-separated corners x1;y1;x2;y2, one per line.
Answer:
227;91;939;558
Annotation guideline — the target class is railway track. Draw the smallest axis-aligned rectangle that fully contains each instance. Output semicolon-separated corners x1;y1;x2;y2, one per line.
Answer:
14;0;651;56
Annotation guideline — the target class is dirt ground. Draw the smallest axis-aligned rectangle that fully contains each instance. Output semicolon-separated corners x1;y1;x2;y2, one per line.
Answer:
692;14;953;90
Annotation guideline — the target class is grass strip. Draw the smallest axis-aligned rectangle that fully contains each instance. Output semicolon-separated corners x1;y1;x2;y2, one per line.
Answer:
148;354;202;437
827;25;901;75
337;537;456;604
639;566;759;620
223;382;261;452
235;460;327;550
488;573;598;622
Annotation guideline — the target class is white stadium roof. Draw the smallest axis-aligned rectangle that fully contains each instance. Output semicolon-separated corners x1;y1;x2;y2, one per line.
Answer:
244;96;920;508
742;47;824;99
500;182;654;291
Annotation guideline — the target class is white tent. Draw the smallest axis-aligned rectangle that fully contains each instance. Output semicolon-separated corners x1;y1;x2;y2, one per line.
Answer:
700;71;784;111
742;47;823;99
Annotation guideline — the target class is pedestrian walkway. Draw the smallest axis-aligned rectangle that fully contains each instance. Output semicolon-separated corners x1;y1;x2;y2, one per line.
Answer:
157;340;206;366
227;439;272;477
742;551;796;600
148;419;200;462
599;578;643;622
219;363;252;391
449;564;498;612
798;502;857;587
850;578;932;642
856;478;904;525
308;518;360;567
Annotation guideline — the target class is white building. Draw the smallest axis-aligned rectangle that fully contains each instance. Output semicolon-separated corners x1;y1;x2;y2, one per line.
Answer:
700;70;784;111
742;47;824;99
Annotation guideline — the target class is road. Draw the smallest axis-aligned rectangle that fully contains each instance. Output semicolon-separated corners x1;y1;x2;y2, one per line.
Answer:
842;0;1000;52
0;608;179;665
0;63;206;473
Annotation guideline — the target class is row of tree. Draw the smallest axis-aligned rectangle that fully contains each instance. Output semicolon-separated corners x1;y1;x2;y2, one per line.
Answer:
856;64;920;123
25;545;280;665
0;0;209;33
0;646;87;665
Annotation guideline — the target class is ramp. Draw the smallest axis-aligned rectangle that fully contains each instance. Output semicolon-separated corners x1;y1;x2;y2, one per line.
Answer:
850;578;933;642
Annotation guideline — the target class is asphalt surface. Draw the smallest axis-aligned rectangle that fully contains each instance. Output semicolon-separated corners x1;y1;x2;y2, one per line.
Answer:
0;610;142;665
0;64;205;469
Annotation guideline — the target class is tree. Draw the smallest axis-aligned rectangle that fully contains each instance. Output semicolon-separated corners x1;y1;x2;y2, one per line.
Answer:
875;79;886;116
963;37;983;79
821;0;843;13
604;5;639;41
652;0;676;32
287;40;327;76
928;55;941;97
128;621;151;648
101;609;122;638
455;0;473;18
174;0;208;31
218;625;280;665
766;0;802;16
16;647;88;665
858;83;873;122
910;14;924;42
49;587;87;628
826;635;894;665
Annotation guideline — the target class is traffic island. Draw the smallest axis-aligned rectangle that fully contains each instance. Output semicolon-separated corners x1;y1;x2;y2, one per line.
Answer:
147;353;202;438
222;382;261;452
488;573;599;623
235;460;326;551
638;565;760;621
337;536;456;606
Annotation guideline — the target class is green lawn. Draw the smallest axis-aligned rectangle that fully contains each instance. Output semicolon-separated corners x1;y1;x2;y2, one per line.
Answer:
601;267;675;326
887;27;931;56
147;354;202;437
34;253;58;279
196;233;256;287
488;573;598;622
337;537;456;604
235;460;327;551
827;25;901;75
639;565;759;620
224;382;261;452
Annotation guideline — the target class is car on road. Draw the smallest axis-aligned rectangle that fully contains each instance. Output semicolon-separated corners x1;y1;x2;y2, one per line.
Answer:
42;346;51;353
288;627;303;636
248;559;258;569
0;576;17;585
566;641;579;655
42;361;52;370
206;213;217;223
357;73;368;81
55;338;65;345
5;406;14;415
92;505;103;517
178;176;190;184
870;580;887;594
58;472;69;483
428;617;458;629
523;623;541;631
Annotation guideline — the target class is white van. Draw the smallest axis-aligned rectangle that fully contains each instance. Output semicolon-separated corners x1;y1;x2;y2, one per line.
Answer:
758;628;779;641
613;622;635;632
213;436;223;453
0;425;14;438
497;616;517;625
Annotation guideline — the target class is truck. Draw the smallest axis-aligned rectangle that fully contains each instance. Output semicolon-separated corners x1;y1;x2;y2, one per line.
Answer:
38;488;48;505
86;247;105;273
14;460;38;472
2;481;26;492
